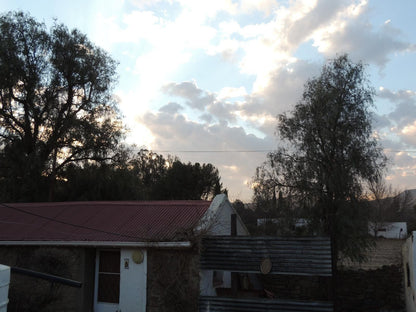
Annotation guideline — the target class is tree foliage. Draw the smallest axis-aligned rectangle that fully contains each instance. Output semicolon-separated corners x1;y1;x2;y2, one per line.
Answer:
0;12;227;203
159;161;224;200
253;55;386;262
0;12;122;201
53;149;226;201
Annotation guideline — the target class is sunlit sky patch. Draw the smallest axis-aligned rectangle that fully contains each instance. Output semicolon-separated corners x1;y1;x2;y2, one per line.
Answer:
1;0;416;201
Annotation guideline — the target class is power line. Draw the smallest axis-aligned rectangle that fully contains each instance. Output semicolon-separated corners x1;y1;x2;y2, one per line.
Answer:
130;148;416;154
153;150;273;153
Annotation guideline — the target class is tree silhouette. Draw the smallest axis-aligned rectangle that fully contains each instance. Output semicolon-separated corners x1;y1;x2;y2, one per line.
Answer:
0;12;122;201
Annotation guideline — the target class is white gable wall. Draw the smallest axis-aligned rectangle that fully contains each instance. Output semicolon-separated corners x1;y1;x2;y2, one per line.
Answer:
200;194;249;296
202;194;249;236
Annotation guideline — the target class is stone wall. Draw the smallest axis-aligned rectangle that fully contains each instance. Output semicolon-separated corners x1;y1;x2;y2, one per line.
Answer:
259;266;404;311
336;238;405;311
146;248;200;312
0;246;95;312
337;265;405;312
341;238;404;270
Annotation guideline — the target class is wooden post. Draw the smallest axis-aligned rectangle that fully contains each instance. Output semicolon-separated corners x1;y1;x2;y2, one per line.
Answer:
231;214;237;236
231;214;238;295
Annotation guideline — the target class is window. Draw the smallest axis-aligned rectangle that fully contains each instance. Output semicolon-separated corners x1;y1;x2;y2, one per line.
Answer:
98;250;120;303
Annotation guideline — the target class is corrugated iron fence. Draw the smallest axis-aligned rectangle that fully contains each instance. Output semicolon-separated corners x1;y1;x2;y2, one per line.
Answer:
199;236;333;312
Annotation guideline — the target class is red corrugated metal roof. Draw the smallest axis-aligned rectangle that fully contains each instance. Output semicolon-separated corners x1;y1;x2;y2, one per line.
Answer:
0;201;211;243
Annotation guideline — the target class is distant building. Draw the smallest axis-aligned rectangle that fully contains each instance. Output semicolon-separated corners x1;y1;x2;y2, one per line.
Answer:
368;222;407;239
257;218;309;228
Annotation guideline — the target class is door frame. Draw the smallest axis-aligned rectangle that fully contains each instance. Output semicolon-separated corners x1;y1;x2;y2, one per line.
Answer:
94;249;121;312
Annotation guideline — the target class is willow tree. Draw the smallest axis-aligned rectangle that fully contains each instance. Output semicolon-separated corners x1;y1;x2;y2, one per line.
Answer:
0;12;123;201
254;55;386;264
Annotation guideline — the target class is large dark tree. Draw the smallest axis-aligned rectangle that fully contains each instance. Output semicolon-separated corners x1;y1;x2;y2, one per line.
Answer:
158;161;225;200
54;149;227;201
0;12;122;201
253;55;386;264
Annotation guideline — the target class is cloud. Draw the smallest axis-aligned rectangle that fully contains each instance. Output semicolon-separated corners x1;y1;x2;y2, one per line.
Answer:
218;86;247;100
159;102;183;114
237;59;320;138
95;0;416;200
207;101;238;124
393;152;416;168
161;81;240;123
386;151;416;190
372;86;416;190
372;113;391;130
162;81;215;110
199;113;214;124
325;21;409;67
376;88;416;149
378;87;415;102
159;60;321;146
128;0;165;10
310;2;413;67
240;0;277;15
381;89;416;127
400;122;416;146
138;108;274;200
287;0;349;47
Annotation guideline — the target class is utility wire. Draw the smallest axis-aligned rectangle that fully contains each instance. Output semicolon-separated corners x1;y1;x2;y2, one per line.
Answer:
129;148;416;154
153;150;273;153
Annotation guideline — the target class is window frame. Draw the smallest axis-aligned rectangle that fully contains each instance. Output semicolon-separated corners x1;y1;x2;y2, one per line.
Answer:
97;249;121;304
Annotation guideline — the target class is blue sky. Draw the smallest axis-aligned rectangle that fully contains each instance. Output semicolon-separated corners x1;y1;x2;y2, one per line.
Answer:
2;0;416;201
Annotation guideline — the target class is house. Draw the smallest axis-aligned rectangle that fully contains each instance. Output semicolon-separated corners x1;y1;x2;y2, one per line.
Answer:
403;231;416;312
368;221;407;239
0;194;248;312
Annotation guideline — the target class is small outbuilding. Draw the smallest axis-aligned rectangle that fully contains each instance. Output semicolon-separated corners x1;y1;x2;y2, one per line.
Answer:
0;194;247;312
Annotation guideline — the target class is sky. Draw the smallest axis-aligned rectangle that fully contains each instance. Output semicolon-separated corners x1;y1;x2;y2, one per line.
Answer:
1;0;416;201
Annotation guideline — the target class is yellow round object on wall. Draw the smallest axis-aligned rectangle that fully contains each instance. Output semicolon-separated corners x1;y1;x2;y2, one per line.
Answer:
260;257;272;274
132;250;144;264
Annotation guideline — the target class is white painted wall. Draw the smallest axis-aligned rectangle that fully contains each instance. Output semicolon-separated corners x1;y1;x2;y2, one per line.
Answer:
0;265;10;312
403;232;416;312
200;270;232;296
94;249;147;312
369;222;407;239
200;270;216;296
119;249;147;312
202;194;249;236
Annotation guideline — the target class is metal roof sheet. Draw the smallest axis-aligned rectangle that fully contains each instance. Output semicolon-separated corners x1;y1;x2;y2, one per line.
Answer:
0;201;211;243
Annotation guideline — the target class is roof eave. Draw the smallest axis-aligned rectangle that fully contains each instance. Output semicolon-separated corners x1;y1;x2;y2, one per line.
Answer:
0;240;192;248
